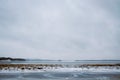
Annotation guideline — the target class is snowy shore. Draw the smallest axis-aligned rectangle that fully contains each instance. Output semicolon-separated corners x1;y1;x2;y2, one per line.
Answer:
0;64;120;73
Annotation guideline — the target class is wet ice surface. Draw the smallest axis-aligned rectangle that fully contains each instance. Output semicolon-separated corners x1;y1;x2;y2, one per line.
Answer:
0;72;120;80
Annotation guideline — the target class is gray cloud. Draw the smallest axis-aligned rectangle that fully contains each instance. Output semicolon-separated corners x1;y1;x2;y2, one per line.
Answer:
0;0;120;60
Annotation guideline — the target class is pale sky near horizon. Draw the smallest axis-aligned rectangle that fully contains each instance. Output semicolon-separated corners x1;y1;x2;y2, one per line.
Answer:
0;0;120;60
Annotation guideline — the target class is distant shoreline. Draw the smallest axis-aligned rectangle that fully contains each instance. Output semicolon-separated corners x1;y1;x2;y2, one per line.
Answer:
1;57;120;62
0;57;25;61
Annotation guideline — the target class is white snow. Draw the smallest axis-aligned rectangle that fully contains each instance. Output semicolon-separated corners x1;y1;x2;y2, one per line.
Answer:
0;66;120;73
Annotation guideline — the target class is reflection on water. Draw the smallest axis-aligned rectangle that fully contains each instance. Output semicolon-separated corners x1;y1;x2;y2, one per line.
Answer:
0;72;120;80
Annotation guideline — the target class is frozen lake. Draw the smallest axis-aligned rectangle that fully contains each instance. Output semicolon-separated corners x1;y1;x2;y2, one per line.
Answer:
0;72;120;80
0;60;120;80
1;60;120;65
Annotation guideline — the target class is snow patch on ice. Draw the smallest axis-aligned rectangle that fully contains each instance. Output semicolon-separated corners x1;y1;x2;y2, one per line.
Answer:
0;67;120;73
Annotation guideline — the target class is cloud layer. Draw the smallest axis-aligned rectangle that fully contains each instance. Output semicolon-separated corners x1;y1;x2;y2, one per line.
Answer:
0;0;120;60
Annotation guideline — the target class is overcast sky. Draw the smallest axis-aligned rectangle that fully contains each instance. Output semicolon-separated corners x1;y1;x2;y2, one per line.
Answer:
0;0;120;60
